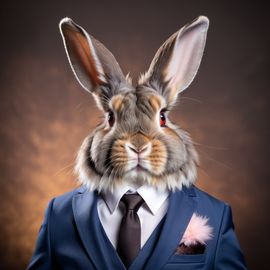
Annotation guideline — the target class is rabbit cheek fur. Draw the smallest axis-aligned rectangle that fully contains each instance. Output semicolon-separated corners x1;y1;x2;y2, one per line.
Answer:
60;16;209;192
75;90;198;192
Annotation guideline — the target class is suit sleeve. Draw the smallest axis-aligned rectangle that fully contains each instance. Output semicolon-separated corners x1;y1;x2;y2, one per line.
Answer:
214;204;247;270
26;198;55;270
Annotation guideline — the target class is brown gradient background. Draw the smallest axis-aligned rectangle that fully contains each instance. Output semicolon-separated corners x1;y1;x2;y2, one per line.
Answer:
0;0;269;269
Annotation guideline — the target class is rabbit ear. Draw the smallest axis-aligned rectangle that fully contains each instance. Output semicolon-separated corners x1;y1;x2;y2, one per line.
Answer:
59;18;126;109
140;16;209;106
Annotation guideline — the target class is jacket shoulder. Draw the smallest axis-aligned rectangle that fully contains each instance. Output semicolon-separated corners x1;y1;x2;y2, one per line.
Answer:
193;185;228;206
51;186;88;215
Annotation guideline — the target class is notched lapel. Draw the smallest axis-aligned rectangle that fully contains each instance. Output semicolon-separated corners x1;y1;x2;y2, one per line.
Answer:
72;189;125;270
72;190;101;269
144;186;197;270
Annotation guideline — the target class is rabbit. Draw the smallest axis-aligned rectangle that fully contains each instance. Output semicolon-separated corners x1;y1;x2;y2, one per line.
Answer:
59;16;208;193
27;16;247;270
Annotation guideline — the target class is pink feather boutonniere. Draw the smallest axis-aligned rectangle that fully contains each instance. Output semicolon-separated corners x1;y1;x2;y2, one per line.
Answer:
176;213;214;255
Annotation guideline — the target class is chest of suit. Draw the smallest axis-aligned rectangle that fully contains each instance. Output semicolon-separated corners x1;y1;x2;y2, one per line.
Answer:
50;187;216;270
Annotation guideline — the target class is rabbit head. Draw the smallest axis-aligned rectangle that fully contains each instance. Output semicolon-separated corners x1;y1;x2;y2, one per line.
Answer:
59;16;209;192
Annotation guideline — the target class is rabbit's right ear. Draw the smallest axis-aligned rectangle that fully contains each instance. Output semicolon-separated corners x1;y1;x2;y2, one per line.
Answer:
59;18;126;110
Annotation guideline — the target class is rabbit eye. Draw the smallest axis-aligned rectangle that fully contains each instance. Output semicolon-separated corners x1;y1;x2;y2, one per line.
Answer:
160;111;166;127
108;112;115;127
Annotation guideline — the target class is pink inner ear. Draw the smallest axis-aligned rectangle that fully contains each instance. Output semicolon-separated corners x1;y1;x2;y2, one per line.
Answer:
63;24;103;90
180;213;213;246
166;30;196;86
164;17;209;98
60;18;109;94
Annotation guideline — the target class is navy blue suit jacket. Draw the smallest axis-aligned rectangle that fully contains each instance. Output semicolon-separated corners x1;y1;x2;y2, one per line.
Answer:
27;185;247;269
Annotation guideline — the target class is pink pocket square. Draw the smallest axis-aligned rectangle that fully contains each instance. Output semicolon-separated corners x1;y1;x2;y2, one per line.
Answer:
175;213;213;255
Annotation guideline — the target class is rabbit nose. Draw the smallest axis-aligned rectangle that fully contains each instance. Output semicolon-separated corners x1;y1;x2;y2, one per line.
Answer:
127;145;139;154
126;143;151;155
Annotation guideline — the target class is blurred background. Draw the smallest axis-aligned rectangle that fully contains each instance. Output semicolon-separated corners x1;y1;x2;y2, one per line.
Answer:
0;0;269;269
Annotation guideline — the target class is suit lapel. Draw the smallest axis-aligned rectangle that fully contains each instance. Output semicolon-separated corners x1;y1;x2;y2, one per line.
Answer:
144;186;197;270
72;189;125;270
72;190;100;269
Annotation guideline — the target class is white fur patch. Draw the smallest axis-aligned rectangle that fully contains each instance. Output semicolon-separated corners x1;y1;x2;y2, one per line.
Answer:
180;213;213;246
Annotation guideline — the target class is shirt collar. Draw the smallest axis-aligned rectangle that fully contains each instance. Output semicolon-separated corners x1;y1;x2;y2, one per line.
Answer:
102;184;169;216
136;185;169;215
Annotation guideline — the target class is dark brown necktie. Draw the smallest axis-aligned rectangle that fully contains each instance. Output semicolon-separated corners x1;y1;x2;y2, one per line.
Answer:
117;193;145;268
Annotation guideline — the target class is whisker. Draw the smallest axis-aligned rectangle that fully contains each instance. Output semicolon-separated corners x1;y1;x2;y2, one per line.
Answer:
54;161;75;176
192;141;228;151
197;166;212;180
179;96;203;104
197;148;232;170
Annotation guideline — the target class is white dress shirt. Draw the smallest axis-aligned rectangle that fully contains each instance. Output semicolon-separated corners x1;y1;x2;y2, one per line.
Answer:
97;184;169;249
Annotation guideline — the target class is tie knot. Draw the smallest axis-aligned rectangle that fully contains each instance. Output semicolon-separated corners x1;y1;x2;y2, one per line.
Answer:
121;193;145;213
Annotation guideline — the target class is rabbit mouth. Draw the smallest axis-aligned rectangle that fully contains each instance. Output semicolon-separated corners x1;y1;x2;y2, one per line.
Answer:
125;157;152;175
133;164;149;173
126;162;150;174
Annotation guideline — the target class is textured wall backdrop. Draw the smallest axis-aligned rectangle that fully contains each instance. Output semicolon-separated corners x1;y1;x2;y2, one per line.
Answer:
0;1;269;269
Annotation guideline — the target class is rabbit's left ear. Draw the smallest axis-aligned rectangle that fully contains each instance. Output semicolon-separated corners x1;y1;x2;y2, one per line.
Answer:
140;16;209;106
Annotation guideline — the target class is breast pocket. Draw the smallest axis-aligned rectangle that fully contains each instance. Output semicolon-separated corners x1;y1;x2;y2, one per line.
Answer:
163;253;206;270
